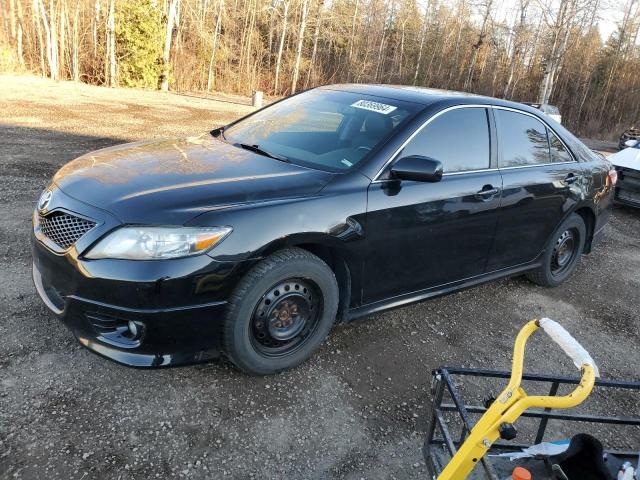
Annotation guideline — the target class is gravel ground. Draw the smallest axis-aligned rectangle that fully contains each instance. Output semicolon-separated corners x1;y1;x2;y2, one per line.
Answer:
1;75;638;480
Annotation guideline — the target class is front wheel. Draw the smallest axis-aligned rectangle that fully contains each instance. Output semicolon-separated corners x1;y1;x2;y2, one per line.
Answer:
526;213;587;287
222;248;339;375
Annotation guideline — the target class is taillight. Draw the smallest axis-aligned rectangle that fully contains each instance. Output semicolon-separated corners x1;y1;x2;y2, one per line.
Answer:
608;169;618;186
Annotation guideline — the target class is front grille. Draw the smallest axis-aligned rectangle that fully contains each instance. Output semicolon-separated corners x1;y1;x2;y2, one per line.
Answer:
39;211;96;249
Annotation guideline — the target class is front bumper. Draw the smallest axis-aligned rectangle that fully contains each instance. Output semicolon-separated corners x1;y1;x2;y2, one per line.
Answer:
614;167;640;208
32;234;245;367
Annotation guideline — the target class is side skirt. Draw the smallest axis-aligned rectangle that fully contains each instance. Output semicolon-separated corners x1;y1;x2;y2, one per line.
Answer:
345;260;541;322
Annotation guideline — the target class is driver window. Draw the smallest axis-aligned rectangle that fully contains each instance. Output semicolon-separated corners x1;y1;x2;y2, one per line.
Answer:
399;108;491;173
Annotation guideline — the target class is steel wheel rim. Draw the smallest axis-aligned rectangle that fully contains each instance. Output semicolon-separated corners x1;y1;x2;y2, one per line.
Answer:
250;278;322;357
551;229;577;276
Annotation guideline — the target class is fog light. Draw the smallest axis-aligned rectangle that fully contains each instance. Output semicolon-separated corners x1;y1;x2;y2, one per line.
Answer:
127;320;140;339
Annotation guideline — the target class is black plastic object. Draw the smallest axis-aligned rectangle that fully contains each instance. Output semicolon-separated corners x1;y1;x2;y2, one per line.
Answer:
498;423;517;441
550;433;623;480
390;155;443;182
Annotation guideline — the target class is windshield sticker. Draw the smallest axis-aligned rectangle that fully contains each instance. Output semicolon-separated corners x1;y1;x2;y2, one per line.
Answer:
340;158;353;167
351;100;397;115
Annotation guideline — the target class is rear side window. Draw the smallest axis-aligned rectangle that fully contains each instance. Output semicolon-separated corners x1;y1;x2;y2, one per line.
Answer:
548;129;572;163
495;110;551;167
400;108;490;173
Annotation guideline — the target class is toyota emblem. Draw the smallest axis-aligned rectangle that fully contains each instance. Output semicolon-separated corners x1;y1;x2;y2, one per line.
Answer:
38;189;52;212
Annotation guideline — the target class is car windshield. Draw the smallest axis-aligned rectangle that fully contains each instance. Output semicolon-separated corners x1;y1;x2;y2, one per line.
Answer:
221;89;421;172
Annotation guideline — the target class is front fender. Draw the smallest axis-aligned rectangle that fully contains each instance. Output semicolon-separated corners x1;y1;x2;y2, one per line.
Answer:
185;175;370;264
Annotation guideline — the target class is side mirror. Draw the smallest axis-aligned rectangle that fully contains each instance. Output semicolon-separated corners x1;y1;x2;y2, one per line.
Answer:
624;139;639;148
390;156;443;182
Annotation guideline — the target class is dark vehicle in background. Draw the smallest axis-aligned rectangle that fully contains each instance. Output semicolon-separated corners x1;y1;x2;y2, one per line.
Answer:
32;85;616;375
618;125;640;150
521;102;562;124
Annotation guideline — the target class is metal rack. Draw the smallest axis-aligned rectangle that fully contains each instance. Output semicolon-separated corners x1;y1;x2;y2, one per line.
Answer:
423;367;640;479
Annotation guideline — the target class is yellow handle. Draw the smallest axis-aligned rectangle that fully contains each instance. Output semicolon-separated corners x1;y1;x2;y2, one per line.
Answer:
437;320;596;480
520;365;596;411
499;320;596;410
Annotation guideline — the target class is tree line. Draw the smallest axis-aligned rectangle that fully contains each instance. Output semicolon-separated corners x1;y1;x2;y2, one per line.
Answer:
1;0;639;137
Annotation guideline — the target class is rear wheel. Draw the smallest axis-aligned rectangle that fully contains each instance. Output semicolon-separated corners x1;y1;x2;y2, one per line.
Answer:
526;213;586;287
223;248;338;375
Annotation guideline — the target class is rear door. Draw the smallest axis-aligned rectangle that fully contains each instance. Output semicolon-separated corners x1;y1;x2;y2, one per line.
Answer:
486;107;585;271
362;106;502;304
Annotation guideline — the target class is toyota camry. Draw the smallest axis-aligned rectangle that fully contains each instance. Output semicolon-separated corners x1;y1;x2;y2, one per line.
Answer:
32;85;616;374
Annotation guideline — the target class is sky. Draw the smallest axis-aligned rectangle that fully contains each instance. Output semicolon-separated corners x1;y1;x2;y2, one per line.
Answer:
491;0;623;42
598;14;619;40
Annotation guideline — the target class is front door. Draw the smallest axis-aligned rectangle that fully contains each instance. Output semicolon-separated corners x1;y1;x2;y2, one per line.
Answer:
362;106;502;304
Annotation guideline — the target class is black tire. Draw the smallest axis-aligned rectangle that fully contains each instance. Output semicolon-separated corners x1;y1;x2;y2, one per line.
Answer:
223;247;339;375
525;213;587;287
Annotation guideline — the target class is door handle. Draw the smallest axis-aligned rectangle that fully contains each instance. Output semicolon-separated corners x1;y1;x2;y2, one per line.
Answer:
476;185;500;198
564;173;580;185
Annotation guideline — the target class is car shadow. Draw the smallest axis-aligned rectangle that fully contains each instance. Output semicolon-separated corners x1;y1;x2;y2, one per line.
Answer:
0;123;128;187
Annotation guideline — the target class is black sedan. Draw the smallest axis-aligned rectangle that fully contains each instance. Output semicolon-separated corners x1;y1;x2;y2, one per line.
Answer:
619;125;640;150
32;85;616;374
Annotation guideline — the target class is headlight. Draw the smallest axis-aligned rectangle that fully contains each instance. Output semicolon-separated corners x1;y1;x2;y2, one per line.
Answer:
85;226;232;260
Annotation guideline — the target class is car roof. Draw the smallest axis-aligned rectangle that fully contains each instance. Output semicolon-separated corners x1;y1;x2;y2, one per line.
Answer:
318;83;542;114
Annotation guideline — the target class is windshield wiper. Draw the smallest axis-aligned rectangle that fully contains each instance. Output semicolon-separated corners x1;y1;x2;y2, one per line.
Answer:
210;126;226;140
236;143;290;163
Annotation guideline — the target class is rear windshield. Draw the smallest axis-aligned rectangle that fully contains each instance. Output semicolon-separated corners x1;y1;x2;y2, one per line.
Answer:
221;89;421;172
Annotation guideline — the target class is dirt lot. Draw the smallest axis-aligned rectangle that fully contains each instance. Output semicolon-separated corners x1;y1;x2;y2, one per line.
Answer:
1;75;638;480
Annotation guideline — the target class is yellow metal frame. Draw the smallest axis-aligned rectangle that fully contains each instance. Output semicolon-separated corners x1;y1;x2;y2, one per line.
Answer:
437;319;597;480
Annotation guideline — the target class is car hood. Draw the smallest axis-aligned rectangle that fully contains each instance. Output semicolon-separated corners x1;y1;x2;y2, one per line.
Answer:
609;147;640;171
53;134;334;224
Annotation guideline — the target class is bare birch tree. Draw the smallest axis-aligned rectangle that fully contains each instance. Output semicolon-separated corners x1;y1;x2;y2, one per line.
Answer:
413;2;431;85
273;0;289;94
537;0;576;103
105;0;116;86
347;0;359;68
14;0;25;67
464;0;493;90
206;0;224;91
32;0;45;74
93;0;100;57
503;0;529;98
160;0;179;91
304;0;322;88
37;0;57;79
290;0;309;94
71;0;79;81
